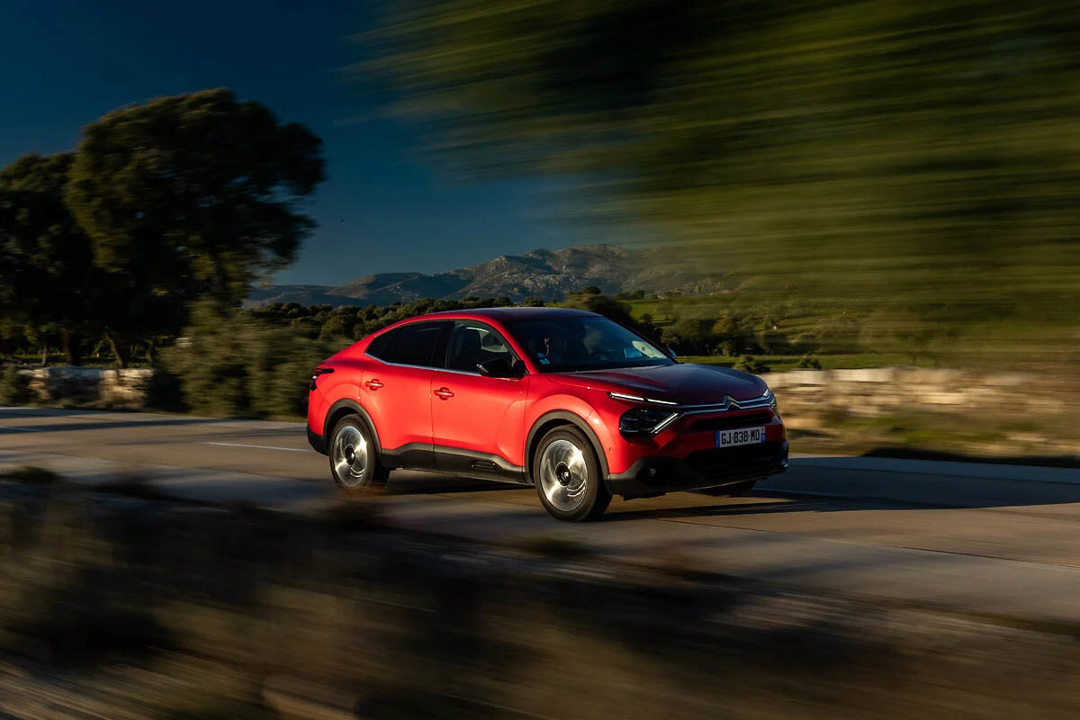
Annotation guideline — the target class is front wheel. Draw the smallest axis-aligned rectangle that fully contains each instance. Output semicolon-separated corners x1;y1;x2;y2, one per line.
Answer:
329;416;389;494
533;427;611;521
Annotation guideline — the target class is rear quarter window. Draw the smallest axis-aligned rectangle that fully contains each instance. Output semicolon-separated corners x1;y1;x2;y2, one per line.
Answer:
365;329;396;359
372;321;447;367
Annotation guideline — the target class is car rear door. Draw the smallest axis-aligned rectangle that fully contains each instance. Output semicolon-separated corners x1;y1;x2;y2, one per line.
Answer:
362;320;450;468
430;320;529;478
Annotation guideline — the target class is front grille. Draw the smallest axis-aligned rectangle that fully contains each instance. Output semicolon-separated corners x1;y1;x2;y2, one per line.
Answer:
690;412;772;433
685;442;785;480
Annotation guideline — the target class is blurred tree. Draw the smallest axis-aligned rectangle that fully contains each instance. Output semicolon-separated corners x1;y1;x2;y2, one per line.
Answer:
561;291;662;340
660;315;718;355
0;153;98;365
161;303;333;418
372;0;1080;365
319;308;357;340
291;316;322;339
67;89;325;366
793;315;862;355
711;315;753;357
735;356;771;374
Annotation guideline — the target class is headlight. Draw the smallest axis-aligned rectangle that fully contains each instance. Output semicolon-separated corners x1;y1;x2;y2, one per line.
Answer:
763;387;777;410
619;407;680;436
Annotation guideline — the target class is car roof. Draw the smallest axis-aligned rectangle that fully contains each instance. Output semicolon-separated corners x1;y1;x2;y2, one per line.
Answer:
363;306;601;342
421;306;598;322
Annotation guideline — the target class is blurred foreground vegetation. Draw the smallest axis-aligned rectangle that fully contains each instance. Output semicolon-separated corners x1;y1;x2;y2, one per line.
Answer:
1;468;1078;718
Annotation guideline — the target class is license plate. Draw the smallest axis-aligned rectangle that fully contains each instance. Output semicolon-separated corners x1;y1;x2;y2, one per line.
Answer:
715;426;766;448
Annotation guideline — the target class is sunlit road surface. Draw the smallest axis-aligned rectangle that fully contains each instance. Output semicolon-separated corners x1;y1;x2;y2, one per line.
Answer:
3;407;1080;625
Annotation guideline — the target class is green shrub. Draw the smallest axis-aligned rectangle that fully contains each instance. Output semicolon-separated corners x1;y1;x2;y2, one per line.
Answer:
319;311;355;341
144;368;185;411
159;305;337;418
735;355;771;374
0;364;31;404
290;316;321;339
1;466;59;486
798;355;823;369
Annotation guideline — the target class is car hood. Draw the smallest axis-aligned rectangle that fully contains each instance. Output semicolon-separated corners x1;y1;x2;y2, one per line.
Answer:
551;363;767;405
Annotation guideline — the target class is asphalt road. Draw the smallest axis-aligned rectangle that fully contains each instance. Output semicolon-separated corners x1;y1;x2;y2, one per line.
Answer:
3;406;1080;625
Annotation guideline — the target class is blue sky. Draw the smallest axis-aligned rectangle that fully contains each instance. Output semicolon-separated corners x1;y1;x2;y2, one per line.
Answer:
0;0;594;285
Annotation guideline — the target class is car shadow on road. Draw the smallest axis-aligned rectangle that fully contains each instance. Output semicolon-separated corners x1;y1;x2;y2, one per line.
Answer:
605;490;1080;524
364;452;1080;517
602;495;906;522
384;471;532;496
861;447;1080;469
603;453;1080;522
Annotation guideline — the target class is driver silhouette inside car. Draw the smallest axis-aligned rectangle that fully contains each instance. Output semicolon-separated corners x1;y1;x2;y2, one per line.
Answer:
526;324;588;367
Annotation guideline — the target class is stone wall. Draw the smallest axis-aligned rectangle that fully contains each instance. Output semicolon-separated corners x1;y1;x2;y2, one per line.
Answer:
19;366;156;408
764;367;1067;423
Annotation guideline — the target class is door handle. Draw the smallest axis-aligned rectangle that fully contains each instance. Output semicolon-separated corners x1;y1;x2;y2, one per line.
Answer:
434;386;454;400
365;379;383;391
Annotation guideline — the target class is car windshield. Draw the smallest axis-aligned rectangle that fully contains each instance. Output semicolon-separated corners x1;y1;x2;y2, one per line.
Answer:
506;315;673;373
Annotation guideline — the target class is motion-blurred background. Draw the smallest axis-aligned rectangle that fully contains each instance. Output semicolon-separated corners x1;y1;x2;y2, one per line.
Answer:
371;0;1080;366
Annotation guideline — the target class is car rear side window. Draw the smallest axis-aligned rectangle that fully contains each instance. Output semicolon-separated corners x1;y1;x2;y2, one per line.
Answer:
376;321;448;367
366;329;396;360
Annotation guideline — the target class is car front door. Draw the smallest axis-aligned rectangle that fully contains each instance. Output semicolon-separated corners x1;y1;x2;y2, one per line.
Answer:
362;320;450;469
430;320;529;478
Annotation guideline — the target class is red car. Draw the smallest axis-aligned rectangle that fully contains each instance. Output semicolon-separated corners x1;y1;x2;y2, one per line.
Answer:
307;307;787;521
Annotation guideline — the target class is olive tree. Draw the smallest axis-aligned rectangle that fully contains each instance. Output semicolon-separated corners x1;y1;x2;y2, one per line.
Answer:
67;89;325;366
0;153;99;364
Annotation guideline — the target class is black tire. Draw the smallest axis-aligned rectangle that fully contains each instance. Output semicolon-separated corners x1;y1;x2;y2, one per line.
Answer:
328;415;389;494
532;426;611;522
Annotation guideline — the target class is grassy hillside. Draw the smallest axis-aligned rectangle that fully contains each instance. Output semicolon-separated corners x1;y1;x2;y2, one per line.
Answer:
617;290;1073;371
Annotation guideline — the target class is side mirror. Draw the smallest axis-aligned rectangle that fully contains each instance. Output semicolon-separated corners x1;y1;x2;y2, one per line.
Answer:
664;346;678;361
477;357;524;379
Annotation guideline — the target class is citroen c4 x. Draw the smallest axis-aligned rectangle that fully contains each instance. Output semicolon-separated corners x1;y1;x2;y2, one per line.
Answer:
307;307;788;521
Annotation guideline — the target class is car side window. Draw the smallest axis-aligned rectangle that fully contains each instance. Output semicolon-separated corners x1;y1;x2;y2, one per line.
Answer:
445;321;518;373
365;328;396;360
377;321;448;367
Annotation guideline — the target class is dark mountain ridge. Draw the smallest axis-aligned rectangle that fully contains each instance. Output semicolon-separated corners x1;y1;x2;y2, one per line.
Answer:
247;244;717;307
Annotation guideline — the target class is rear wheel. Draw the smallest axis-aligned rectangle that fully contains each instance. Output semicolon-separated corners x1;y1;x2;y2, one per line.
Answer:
329;416;389;493
533;426;611;521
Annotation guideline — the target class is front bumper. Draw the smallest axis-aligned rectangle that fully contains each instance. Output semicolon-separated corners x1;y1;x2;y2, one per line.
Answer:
605;440;789;499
